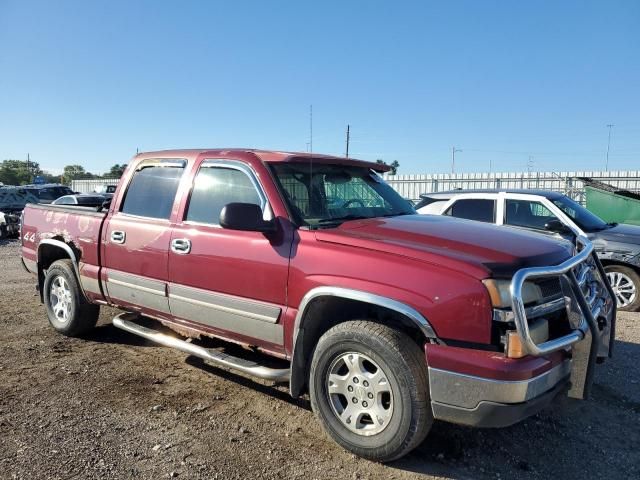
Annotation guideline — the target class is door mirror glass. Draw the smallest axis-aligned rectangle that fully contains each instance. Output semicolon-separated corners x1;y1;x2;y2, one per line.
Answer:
219;203;276;233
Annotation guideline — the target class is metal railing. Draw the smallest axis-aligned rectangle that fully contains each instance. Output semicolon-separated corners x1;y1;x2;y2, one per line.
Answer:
384;170;640;204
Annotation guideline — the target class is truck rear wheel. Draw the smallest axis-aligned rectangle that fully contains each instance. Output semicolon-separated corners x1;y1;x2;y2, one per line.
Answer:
43;259;99;336
309;320;432;462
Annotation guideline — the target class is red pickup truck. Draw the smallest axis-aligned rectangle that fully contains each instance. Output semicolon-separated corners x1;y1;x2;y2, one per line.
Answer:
20;149;616;462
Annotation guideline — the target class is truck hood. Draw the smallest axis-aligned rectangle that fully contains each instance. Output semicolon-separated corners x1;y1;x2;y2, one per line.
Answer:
315;215;574;279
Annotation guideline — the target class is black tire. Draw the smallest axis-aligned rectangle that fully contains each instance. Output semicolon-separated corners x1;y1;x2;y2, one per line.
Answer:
604;265;640;312
43;259;100;336
309;320;432;462
0;224;7;240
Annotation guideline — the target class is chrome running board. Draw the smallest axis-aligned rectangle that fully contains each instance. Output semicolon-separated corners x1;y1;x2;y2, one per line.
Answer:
112;313;290;383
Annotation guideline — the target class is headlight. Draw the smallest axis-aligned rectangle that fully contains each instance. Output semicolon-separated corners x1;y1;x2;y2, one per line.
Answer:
482;279;543;308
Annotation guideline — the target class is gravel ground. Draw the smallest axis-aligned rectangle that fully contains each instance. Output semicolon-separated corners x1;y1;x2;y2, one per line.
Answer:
0;238;638;480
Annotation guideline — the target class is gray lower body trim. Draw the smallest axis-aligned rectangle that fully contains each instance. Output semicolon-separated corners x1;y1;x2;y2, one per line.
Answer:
168;283;283;345
79;275;101;294
428;360;572;409
105;270;170;313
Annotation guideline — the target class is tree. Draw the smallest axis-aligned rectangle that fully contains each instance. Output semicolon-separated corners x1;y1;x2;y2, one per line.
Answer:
0;159;43;185
106;163;126;178
62;164;97;184
375;159;400;175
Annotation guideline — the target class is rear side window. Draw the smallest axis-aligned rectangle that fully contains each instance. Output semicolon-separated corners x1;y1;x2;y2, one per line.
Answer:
445;199;496;223
121;163;185;219
186;167;263;225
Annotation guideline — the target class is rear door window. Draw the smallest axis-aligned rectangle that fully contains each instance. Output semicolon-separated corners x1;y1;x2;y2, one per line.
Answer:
444;199;496;223
120;161;185;219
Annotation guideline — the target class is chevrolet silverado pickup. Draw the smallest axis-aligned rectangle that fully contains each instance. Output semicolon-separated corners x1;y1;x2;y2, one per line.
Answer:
21;149;616;462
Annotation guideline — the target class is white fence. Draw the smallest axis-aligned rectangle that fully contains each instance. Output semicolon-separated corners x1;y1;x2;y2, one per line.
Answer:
384;170;640;203
71;178;119;193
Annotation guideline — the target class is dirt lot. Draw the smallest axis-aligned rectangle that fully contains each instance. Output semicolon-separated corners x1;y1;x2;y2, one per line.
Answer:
0;239;638;480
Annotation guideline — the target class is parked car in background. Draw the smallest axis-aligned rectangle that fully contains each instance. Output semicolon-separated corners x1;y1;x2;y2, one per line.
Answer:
0;186;40;239
417;189;640;311
52;194;106;208
20;149;615;462
93;184;117;199
23;184;75;204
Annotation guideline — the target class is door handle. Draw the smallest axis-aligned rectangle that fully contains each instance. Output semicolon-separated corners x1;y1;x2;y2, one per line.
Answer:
111;230;126;244
171;238;191;254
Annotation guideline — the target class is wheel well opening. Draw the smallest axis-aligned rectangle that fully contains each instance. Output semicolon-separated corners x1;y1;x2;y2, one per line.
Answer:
290;296;430;397
600;259;640;275
37;239;79;301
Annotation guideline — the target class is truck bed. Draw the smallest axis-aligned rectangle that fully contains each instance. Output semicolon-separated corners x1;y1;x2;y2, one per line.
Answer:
21;203;107;301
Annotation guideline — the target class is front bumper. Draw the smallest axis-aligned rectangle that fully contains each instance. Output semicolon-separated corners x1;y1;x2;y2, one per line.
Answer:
431;375;569;428
428;359;571;427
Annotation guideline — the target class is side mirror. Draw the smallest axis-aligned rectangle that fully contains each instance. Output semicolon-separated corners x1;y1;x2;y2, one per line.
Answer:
544;219;572;234
220;203;276;233
99;199;112;212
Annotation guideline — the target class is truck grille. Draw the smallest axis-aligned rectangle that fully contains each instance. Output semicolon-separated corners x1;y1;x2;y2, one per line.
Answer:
535;277;562;299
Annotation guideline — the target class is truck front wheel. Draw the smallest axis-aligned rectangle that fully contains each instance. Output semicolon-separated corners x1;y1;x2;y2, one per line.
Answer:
43;259;99;336
309;320;432;462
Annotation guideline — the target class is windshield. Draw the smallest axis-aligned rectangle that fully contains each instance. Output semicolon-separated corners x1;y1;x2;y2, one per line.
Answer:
552;196;609;231
270;163;415;228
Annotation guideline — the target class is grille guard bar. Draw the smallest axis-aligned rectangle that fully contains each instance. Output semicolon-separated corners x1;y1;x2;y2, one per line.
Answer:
509;236;614;357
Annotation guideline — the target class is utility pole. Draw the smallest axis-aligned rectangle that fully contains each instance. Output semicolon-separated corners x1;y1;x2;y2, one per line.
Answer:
451;146;462;174
345;124;350;158
605;124;614;171
527;156;534;174
26;153;30;183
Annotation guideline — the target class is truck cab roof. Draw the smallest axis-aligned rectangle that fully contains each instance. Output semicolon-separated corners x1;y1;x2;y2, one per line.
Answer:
134;149;390;173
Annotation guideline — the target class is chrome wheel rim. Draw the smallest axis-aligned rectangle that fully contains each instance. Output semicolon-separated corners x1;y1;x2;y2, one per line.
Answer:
606;271;637;308
327;352;393;436
50;276;72;324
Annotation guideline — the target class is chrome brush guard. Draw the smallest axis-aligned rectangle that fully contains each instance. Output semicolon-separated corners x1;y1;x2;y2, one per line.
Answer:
509;236;616;357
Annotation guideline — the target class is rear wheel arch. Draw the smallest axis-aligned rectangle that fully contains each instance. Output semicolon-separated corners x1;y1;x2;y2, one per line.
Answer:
289;287;437;398
37;239;84;302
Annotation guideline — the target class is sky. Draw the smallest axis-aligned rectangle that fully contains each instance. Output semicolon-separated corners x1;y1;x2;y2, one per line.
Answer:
0;0;638;175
